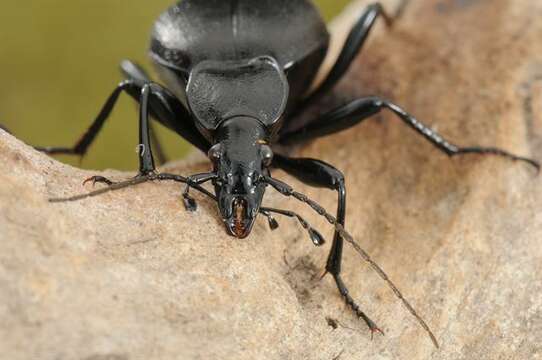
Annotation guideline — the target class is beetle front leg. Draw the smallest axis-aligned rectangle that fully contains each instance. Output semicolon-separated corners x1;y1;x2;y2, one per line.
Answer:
273;154;383;335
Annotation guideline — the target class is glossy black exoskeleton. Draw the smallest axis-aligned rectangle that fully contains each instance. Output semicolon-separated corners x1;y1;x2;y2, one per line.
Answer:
35;1;539;347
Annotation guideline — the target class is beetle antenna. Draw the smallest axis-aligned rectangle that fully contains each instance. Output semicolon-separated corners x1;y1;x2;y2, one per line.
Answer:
49;175;154;202
265;176;439;348
48;172;284;227
49;172;217;203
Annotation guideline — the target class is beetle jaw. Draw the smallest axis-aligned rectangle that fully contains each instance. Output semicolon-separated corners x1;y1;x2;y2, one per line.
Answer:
225;220;255;239
222;197;259;238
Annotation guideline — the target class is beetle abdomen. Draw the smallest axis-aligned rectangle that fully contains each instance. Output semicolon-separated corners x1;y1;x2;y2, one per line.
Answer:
150;0;328;72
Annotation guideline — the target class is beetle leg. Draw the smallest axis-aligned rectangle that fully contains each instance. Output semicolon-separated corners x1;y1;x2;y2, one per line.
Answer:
34;79;163;168
77;79;212;194
281;96;540;170
272;154;382;334
120;59;217;160
138;81;210;154
75;81;158;178
136;84;157;175
35;80;141;157
120;59;167;165
294;3;393;116
35;77;209;158
73;83;157;189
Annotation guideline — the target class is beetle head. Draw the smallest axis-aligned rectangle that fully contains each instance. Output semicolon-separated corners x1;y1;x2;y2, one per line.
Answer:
210;117;273;238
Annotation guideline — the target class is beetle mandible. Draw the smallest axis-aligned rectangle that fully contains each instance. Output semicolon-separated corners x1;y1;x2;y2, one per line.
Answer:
36;0;539;347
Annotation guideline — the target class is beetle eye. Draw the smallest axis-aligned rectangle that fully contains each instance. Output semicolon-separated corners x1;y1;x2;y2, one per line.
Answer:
208;143;222;162
261;145;273;166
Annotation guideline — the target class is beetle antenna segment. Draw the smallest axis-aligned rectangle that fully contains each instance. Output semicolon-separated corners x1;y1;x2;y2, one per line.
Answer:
264;176;439;348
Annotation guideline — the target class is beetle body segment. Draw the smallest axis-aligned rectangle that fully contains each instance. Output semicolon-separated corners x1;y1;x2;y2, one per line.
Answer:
187;56;289;139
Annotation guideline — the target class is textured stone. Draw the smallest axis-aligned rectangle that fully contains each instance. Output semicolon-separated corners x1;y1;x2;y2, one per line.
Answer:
1;0;542;359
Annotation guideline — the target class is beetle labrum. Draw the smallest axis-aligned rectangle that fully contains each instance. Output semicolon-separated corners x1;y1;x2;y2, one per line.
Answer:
35;0;539;348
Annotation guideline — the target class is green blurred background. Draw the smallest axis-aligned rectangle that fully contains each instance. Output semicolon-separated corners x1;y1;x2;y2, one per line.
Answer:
0;0;351;170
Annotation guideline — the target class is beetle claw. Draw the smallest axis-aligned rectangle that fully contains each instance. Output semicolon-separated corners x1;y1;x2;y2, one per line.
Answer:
319;269;329;280
83;175;114;187
370;325;385;340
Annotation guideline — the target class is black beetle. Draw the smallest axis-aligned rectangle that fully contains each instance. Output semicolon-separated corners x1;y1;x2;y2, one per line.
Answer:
35;0;538;348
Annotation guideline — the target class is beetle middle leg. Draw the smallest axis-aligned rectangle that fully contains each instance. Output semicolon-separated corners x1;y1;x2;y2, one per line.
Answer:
36;73;209;184
272;154;383;334
36;75;209;159
281;96;539;170
35;80;141;157
82;83;160;187
82;82;211;189
48;79;215;204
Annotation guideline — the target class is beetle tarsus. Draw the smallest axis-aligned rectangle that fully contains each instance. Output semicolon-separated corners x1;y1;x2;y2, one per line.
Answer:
370;326;385;340
453;146;540;172
335;273;382;336
83;175;114;187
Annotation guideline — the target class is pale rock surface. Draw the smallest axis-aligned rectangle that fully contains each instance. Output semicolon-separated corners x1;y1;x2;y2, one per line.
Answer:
1;0;542;359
